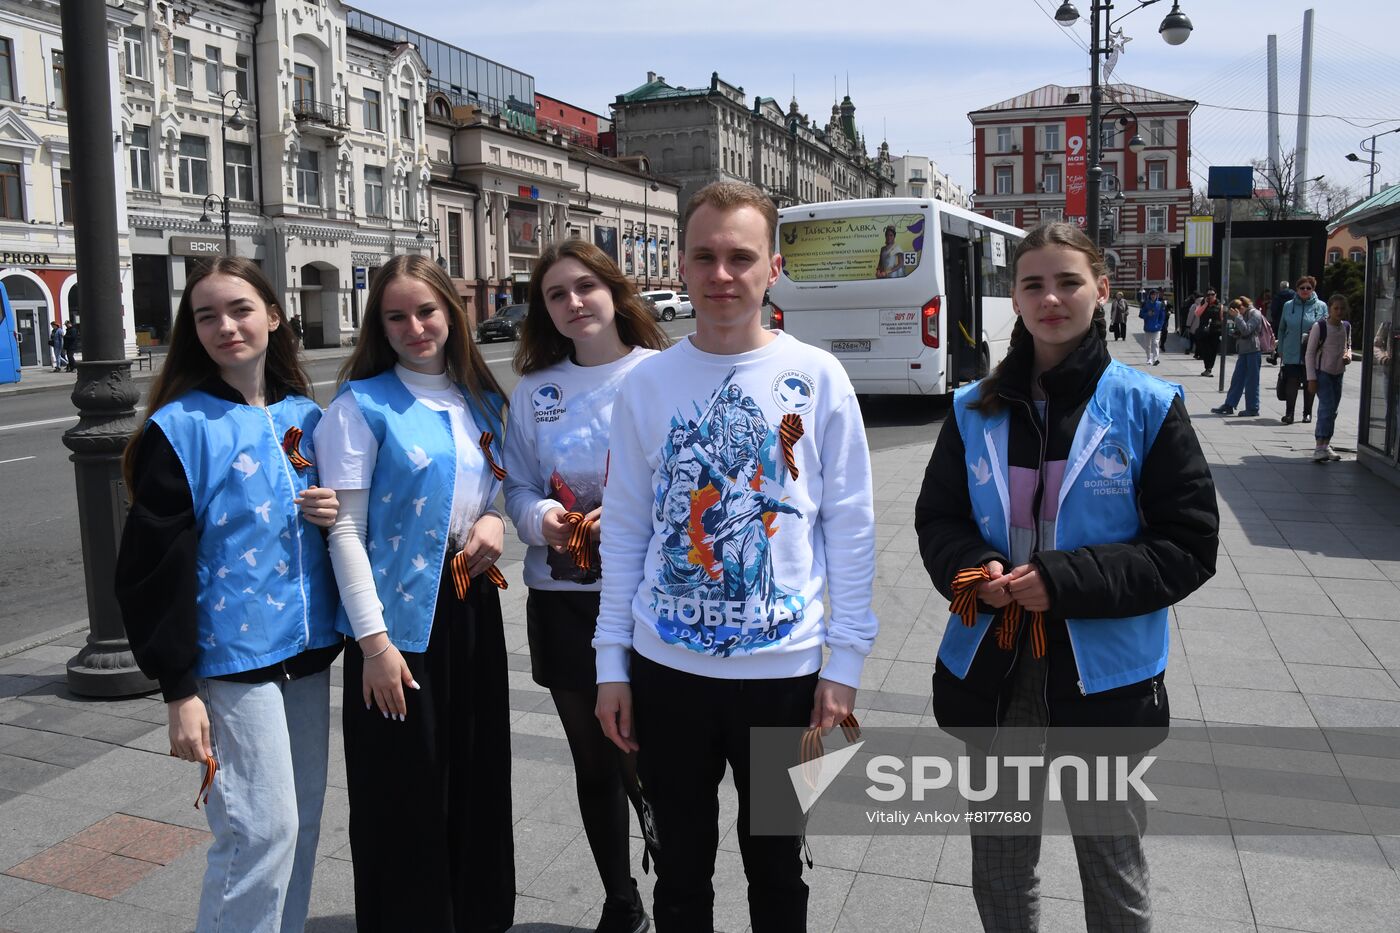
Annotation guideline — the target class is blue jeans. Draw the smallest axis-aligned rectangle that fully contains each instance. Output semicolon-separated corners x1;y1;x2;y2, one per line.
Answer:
1223;351;1262;411
197;668;331;933
1314;370;1345;441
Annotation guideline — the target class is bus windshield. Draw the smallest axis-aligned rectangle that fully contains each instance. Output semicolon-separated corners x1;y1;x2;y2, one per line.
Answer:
779;213;927;283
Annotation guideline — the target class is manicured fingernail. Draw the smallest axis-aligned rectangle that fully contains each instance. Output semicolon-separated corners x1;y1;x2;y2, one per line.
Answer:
365;702;371;710
397;713;405;722
409;680;420;690
381;710;388;719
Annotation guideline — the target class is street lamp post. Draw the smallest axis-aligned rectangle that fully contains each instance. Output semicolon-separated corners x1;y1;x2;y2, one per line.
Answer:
1346;126;1400;198
199;91;245;254
1055;1;1192;247
642;180;658;290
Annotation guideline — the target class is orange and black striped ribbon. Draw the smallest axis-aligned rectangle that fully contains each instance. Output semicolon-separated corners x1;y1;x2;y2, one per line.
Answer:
194;755;218;810
950;565;992;628
995;601;1047;659
480;431;507;481
561;511;600;572
798;713;863;790
281;426;314;470
449;549;509;600
778;413;804;480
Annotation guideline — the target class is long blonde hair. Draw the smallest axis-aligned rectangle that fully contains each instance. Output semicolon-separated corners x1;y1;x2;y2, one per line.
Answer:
338;254;504;420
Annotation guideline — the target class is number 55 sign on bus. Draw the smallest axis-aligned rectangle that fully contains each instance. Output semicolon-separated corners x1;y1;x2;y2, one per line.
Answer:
1065;115;1088;228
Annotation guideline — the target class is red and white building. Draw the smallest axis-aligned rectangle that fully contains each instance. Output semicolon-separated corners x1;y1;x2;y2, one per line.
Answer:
969;83;1196;294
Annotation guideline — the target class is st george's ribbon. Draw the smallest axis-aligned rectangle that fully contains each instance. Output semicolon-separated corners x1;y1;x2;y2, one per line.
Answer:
479;431;507;481
448;550;509;600
950;565;1045;658
778;413;804;480
281;426;314;470
561;511;600;572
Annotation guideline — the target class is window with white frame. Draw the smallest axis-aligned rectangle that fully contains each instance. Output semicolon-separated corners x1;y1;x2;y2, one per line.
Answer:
235;54;250;99
1149;119;1165;147
1040;207;1063;223
0;37;13;101
363;89;382;132
398;97;413;140
1350;248;1366;263
1100;123;1117;150
1043;123;1061;151
172;38;191;89
363;166;385;216
51;51;66;109
129;125;152;191
123;27;146;79
996;126;1013;153
1327;248;1341;264
177;134;208;194
205;46;221;95
1148;161;1167;190
1147;206;1167;234
1041;163;1061;194
60;168;72;221
994;165;1014;195
993;209;1016;226
294;63;314;104
225;142;253;201
296;149;320;205
0;160;21;219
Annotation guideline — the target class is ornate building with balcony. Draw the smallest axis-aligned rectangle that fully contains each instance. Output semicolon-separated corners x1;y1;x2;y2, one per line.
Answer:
121;0;433;348
0;0;135;366
968;83;1195;293
609;71;894;218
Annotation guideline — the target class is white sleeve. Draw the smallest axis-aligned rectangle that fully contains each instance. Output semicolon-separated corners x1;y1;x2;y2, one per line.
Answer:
593;386;653;683
325;488;387;641
503;382;565;547
313;394;377;490
815;391;879;688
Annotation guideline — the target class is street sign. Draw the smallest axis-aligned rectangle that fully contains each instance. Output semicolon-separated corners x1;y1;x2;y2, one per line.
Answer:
1185;216;1213;257
354;266;368;289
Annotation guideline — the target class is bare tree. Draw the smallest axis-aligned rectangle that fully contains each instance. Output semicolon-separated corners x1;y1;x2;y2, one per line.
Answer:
1251;150;1300;221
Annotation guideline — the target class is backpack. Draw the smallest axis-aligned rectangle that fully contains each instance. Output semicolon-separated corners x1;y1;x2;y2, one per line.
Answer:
1257;314;1277;353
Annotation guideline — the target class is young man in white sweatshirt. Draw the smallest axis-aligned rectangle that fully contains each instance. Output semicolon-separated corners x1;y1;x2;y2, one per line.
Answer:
594;182;879;932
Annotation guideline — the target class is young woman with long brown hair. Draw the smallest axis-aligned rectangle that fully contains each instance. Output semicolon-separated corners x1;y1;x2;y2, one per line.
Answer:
312;254;514;932
914;223;1219;930
504;240;667;932
116;257;342;933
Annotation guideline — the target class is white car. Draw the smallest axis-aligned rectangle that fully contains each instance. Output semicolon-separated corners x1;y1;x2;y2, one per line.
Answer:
641;290;693;321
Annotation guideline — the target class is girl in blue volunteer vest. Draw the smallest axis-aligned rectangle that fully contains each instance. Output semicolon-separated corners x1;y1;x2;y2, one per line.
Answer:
914;223;1219;931
504;240;669;933
116;258;342;933
313;254;514;932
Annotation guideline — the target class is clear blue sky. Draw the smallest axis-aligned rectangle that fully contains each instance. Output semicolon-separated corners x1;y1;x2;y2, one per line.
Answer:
351;0;1400;209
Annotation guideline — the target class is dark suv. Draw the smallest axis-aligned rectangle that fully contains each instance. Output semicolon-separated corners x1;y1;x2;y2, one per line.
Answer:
477;303;528;343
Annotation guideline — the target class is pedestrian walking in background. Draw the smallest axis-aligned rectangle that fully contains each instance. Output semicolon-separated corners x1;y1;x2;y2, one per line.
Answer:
914;222;1219;932
1196;291;1223;376
503;240;670;933
1270;280;1296;335
115;258;343;933
1139;288;1166;365
49;321;65;371
1187;289;1214;356
1277;275;1327;424
63;322;80;371
1160;298;1172;351
594;182;879;933
1306;294;1353;462
315;255;516;933
1110;291;1129;341
1212;297;1264;416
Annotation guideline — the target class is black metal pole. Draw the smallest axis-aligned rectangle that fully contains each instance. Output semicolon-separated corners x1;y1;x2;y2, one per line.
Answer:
220;109;232;253
643;184;650;290
59;0;155;697
1087;1;1106;247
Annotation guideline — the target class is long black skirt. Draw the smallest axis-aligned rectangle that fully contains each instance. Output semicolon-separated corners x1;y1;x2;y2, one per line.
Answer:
343;576;515;933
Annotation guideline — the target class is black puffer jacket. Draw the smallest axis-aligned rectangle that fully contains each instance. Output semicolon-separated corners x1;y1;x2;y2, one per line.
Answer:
914;329;1219;731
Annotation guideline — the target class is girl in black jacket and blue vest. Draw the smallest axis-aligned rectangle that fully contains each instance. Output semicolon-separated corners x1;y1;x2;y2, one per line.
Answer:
914;223;1219;932
117;258;342;933
314;255;514;932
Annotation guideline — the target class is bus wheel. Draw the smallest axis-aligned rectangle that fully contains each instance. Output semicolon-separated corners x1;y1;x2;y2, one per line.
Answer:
977;345;992;379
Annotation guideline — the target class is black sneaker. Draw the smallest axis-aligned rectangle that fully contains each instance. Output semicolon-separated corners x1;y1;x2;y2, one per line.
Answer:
597;881;650;933
1211;405;1235;415
1302;414;1312;423
1237;410;1259;417
1281;415;1294;424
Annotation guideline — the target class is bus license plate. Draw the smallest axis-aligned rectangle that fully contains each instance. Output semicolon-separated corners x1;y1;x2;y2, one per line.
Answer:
832;340;871;352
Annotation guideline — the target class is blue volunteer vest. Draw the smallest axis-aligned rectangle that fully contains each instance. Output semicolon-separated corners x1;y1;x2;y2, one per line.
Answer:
151;391;341;678
939;361;1181;695
333;369;505;652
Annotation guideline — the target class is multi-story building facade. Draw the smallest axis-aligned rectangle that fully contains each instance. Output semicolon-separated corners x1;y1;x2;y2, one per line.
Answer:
891;154;969;208
534;93;608;151
0;0;136;366
969;83;1195;293
610;72;894;217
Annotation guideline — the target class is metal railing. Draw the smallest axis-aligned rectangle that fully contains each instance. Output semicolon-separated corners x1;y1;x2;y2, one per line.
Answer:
292;98;350;129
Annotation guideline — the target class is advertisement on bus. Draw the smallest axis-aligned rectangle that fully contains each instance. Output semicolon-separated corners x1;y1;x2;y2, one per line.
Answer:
778;214;925;283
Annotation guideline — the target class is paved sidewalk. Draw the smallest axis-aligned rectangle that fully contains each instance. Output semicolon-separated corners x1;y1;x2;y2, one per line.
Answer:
2;330;1399;932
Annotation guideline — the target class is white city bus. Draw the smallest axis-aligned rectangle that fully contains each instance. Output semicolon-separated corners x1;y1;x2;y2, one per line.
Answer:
769;198;1025;396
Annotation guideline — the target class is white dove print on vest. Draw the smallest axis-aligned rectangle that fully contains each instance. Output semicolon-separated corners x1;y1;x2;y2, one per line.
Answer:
406;445;432;472
970;456;993;486
413;496;427;516
411;554;427;572
238;547;259;567
232;452;260;479
215;512;228;526
254;500;272;522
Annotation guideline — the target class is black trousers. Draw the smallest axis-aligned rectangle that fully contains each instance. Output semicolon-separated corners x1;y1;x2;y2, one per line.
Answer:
343;578;515;933
1281;363;1316;418
1198;334;1220;372
631;652;817;933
